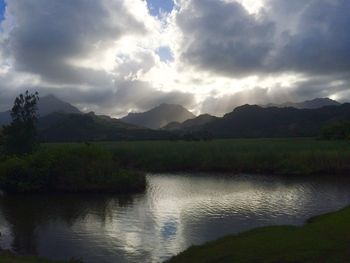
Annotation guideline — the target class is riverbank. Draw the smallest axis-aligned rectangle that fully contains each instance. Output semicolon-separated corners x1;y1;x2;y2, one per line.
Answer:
2;138;349;190
0;145;146;193
0;251;79;263
167;206;350;263
99;138;350;175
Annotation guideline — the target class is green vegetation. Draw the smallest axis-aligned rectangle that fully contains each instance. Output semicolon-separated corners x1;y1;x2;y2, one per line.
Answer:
95;138;350;175
0;92;145;194
321;121;350;140
0;251;81;263
0;145;145;193
2;91;40;155
167;206;350;263
2;138;347;193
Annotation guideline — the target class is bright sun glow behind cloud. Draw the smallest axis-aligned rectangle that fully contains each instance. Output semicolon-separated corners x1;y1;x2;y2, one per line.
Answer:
225;0;265;14
0;0;350;116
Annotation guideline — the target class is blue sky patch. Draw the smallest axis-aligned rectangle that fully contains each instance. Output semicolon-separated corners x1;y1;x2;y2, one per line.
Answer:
147;0;174;17
156;46;174;63
0;0;5;22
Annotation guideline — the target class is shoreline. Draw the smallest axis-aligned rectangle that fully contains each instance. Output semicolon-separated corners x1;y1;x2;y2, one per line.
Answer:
167;205;350;262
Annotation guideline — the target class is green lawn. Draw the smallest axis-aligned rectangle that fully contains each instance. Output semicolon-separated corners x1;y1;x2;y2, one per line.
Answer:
167;206;350;263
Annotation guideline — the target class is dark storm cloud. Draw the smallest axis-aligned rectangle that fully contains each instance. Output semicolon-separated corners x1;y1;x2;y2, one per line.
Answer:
176;0;350;76
0;0;193;116
176;0;275;76
2;0;350;117
3;0;146;84
272;0;350;74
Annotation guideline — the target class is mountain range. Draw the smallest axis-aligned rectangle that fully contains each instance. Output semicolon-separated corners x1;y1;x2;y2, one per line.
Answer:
0;95;170;142
38;112;168;142
264;98;340;109
196;103;350;138
0;95;348;141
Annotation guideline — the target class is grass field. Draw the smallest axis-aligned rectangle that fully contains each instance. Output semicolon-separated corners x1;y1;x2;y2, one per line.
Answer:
167;205;350;263
93;138;350;175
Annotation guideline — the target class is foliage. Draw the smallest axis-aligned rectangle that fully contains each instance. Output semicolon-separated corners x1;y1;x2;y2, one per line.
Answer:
320;121;350;140
98;138;350;175
167;206;350;263
2;91;40;155
0;145;145;193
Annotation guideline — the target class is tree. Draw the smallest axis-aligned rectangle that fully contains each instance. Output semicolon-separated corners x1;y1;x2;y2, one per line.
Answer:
2;91;40;155
320;122;350;140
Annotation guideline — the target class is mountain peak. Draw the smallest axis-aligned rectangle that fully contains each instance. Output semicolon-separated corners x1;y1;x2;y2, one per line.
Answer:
122;104;195;129
38;94;81;116
0;94;82;126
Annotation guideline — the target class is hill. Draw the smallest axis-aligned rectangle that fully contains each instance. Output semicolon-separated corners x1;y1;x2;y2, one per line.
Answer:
199;104;350;138
264;98;340;109
0;94;81;126
38;112;169;142
163;114;218;131
121;103;195;129
38;94;81;116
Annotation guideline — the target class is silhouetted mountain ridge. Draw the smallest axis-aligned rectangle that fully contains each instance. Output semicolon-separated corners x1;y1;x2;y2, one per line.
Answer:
121;103;195;129
163;114;218;131
38;112;169;142
264;98;340;109
198;103;350;138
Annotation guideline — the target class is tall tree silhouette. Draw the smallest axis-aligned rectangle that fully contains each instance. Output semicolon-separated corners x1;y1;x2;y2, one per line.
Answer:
3;91;40;155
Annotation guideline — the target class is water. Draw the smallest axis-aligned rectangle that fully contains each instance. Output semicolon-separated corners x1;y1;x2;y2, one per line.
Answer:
1;173;350;263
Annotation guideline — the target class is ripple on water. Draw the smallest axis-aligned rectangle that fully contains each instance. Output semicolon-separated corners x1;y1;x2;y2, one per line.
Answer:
1;173;350;263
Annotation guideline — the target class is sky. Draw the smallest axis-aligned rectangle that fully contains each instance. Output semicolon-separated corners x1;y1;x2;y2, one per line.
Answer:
0;0;350;117
0;0;4;21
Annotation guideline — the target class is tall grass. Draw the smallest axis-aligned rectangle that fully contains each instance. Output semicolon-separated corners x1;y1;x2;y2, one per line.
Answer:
96;138;350;175
0;145;146;193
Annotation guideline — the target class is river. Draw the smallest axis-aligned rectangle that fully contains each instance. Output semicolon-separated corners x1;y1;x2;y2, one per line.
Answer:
1;173;350;263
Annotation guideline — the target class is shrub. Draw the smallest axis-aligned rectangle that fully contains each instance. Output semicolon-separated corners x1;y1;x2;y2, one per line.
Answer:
0;145;146;193
321;122;350;140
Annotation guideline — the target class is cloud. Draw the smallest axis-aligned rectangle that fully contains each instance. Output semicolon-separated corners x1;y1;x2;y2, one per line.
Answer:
1;0;350;117
200;74;350;116
2;0;147;85
99;80;196;117
271;0;350;74
42;79;196;117
0;0;194;115
174;0;350;76
175;0;275;76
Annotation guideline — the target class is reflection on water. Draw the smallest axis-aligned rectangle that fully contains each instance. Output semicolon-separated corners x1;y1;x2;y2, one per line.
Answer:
1;174;350;263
